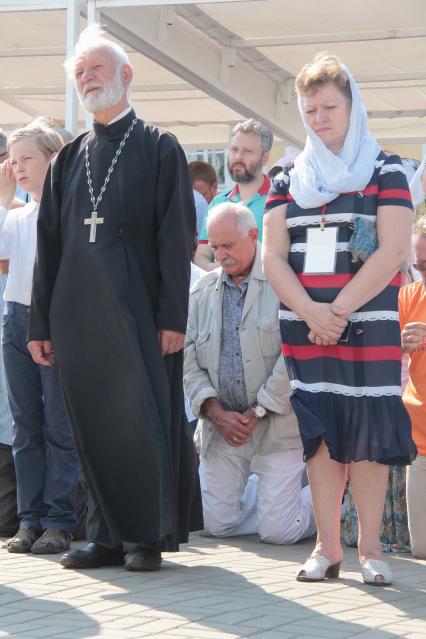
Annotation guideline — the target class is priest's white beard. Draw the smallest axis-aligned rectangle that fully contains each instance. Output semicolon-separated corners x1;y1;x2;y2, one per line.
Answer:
79;68;125;113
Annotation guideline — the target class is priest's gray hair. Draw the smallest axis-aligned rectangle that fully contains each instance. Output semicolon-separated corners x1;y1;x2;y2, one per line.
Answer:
206;202;257;237
64;23;130;79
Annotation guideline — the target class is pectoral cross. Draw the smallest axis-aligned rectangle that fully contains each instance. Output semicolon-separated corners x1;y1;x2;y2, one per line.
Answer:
84;211;104;243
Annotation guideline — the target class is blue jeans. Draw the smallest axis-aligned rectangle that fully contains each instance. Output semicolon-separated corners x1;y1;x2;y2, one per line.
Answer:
2;302;79;532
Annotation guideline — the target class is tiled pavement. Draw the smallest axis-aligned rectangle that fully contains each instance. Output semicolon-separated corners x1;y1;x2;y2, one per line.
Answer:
0;533;425;639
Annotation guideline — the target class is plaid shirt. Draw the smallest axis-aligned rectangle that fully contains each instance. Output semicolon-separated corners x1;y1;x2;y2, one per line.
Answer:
218;272;250;412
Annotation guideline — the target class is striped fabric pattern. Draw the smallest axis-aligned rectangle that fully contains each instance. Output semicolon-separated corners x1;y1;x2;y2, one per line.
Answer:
265;151;412;399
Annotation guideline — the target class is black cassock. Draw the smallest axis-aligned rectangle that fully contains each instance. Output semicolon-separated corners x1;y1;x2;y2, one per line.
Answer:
29;109;203;550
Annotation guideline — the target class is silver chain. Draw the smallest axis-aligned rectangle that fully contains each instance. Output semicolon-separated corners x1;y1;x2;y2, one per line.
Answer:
85;117;138;212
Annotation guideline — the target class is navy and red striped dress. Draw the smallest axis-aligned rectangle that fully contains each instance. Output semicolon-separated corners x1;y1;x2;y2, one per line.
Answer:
266;151;417;465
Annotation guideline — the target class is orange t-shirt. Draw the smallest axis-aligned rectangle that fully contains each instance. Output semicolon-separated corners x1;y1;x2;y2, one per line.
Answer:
399;281;426;456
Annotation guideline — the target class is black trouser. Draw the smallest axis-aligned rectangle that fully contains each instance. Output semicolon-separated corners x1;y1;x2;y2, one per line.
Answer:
72;475;88;541
86;490;161;552
0;443;18;537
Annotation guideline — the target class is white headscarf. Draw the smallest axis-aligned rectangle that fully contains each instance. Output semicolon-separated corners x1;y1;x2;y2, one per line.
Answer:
409;156;426;208
289;65;380;210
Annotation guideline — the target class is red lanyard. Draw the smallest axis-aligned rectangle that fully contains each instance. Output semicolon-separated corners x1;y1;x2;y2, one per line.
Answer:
320;204;327;231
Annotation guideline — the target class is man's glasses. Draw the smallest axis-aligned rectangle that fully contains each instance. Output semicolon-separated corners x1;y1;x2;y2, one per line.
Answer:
413;261;426;272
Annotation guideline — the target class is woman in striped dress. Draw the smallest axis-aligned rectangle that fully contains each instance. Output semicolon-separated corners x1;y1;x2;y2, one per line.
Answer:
262;53;416;586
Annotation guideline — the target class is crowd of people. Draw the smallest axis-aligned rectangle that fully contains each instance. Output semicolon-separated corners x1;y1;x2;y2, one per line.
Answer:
0;25;425;587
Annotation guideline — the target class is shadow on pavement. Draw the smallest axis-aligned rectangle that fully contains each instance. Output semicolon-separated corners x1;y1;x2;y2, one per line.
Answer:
0;583;100;637
195;535;426;624
98;560;403;637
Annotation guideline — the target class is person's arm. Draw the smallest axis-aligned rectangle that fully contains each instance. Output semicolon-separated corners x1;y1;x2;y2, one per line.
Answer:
193;202;217;270
262;205;348;342
28;159;63;365
333;206;412;314
333;155;413;314
184;289;254;446
183;293;218;417
155;136;195;355
237;355;295;438
0;160;16;211
401;322;426;352
256;354;294;416
400;284;426;353
0;208;11;260
193;242;216;271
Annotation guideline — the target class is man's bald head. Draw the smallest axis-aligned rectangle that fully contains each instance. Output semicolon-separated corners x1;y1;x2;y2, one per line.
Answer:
207;203;258;279
207;202;257;237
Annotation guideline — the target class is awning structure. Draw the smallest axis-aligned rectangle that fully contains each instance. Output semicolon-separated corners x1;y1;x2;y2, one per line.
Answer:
0;0;425;151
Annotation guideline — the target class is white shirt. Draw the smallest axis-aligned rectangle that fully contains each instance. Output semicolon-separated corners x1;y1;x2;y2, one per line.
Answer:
0;200;39;305
107;106;132;126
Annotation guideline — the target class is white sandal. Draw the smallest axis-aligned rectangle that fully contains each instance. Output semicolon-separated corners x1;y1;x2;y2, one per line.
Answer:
361;558;393;586
296;554;342;582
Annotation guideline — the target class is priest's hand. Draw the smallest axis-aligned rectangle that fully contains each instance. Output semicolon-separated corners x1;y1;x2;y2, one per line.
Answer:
0;160;16;210
202;397;253;447
27;340;56;366
158;330;185;356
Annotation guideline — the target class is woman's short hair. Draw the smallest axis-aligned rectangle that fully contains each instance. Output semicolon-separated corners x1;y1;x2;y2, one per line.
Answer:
296;52;352;101
8;121;63;159
206;202;257;236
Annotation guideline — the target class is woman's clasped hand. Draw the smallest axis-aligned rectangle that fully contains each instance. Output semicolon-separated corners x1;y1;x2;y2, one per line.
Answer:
302;302;348;345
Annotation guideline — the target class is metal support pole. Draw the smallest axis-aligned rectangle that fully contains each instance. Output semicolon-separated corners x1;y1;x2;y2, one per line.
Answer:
87;0;97;21
65;0;80;135
85;0;98;130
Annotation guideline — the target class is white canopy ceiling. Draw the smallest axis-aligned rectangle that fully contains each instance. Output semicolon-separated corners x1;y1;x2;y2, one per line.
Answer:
0;0;426;149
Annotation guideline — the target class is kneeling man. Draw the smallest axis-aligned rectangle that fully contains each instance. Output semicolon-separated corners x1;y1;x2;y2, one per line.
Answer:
184;203;315;543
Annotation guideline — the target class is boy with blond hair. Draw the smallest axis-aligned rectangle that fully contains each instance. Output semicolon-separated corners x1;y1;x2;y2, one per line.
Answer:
0;122;79;554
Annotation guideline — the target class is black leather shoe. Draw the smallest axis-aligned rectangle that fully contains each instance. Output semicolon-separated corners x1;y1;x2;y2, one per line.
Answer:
61;542;124;569
124;547;162;572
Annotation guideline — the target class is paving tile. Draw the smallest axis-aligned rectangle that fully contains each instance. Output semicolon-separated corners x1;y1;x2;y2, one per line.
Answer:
279;621;361;638
248;633;299;639
0;534;426;639
344;632;405;639
167;629;241;638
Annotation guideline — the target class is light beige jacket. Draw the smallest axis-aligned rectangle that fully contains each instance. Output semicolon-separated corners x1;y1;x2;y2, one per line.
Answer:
184;243;302;457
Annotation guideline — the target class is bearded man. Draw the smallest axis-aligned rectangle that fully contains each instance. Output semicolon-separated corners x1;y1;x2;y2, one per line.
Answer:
193;119;272;271
28;24;202;571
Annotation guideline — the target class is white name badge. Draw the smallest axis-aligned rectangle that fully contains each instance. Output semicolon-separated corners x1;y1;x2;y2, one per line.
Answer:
304;226;338;274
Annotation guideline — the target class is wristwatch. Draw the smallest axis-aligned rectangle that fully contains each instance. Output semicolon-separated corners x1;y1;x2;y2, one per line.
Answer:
252;402;268;419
